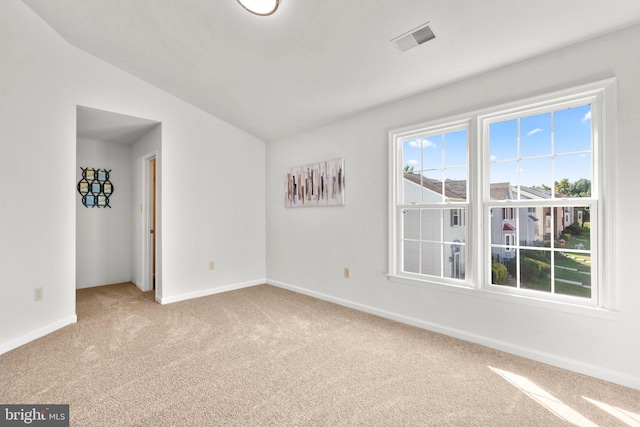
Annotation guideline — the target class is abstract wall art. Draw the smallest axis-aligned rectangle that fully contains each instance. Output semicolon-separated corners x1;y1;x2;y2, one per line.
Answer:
285;158;345;208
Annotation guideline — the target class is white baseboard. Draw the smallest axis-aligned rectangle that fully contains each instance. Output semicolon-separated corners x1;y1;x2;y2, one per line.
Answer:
266;279;639;391
159;279;265;305
0;315;77;356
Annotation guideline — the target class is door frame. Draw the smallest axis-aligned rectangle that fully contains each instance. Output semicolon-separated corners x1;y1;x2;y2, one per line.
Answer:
142;151;158;296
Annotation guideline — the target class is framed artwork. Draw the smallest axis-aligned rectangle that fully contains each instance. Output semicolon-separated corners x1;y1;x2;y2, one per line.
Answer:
77;168;114;208
285;158;345;208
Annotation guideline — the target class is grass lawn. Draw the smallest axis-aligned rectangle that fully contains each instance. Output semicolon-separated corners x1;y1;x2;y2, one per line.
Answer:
555;267;591;286
519;274;591;298
500;223;593;298
562;222;591;250
554;281;591;297
556;253;591;269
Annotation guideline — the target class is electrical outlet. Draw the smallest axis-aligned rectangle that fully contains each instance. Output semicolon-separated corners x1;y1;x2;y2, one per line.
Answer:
209;261;215;270
34;287;43;301
344;268;350;279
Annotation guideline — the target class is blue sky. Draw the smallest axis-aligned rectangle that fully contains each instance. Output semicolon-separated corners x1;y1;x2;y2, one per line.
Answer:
403;103;592;189
403;129;467;182
490;103;592;188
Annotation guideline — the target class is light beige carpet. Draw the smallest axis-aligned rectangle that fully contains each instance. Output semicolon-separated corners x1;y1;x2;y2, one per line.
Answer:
0;283;638;426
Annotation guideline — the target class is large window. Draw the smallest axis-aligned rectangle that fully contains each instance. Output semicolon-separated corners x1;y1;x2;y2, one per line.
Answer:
484;100;596;302
392;121;469;282
389;79;616;309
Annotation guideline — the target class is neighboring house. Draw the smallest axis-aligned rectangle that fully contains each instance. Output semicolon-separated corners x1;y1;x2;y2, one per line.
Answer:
516;186;580;243
490;182;518;262
402;173;466;278
491;185;582;263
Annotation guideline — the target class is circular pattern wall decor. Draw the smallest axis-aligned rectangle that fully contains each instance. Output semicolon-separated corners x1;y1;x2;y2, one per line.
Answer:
77;167;114;208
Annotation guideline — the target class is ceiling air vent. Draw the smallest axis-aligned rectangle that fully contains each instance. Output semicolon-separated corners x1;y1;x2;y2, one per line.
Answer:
391;22;436;52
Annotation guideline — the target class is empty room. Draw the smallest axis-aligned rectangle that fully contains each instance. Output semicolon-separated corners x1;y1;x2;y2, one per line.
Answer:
1;1;639;425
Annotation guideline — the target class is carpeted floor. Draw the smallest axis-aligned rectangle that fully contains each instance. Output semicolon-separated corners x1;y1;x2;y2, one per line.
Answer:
0;283;638;426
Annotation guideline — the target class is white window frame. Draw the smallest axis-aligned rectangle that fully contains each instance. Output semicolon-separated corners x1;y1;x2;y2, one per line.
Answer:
388;118;472;286
389;78;618;313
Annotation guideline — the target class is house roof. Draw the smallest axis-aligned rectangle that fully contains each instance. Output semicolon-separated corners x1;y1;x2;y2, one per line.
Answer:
514;185;573;199
403;173;466;200
489;182;512;201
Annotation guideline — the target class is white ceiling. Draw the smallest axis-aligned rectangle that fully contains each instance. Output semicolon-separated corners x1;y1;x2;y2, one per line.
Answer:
25;0;640;142
77;106;159;144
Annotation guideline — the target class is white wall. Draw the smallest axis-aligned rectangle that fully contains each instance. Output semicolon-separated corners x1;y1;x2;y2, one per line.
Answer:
0;0;266;353
130;125;162;294
76;138;132;288
266;24;640;388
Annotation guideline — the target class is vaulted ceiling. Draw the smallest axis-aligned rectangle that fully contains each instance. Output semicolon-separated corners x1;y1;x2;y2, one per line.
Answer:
24;0;640;142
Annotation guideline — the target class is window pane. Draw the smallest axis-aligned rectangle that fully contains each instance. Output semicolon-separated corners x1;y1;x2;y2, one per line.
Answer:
518;249;551;293
402;209;420;240
421;209;441;242
542;209;555;246
444;129;467;167
554;155;592;197
554;252;591;298
444;208;466;242
421;170;444;203
402;172;422;204
490;208;516;246
490;161;518;193
491;258;513;287
491;207;516;245
444;167;467;201
421;242;441;276
575;206;591;229
445;243;465;279
422;135;442;169
402;139;421;172
555;104;592;154
521;112;552;157
520;157;552;193
490;119;517;161
403;241;420;273
520;206;543;247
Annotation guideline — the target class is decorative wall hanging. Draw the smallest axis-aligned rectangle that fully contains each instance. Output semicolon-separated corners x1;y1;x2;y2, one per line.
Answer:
77;167;114;208
285;158;345;208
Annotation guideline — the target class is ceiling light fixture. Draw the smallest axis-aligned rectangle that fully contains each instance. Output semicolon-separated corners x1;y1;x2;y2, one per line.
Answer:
236;0;279;16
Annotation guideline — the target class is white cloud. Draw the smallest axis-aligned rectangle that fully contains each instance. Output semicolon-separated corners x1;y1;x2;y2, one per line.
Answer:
490;155;498;163
408;139;437;149
582;111;591;123
407;159;419;166
527;128;543;137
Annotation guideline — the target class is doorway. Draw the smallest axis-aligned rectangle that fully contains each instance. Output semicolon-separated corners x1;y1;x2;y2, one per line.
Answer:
143;154;158;295
76;105;161;300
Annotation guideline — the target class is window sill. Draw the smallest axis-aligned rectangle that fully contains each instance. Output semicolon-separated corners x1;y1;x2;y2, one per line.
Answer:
386;274;621;321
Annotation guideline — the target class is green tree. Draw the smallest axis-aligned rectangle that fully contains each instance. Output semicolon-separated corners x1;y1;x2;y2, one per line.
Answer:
555;178;571;196
581;208;590;227
532;184;551;191
404;165;415;173
572;178;591;197
553;178;591;197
